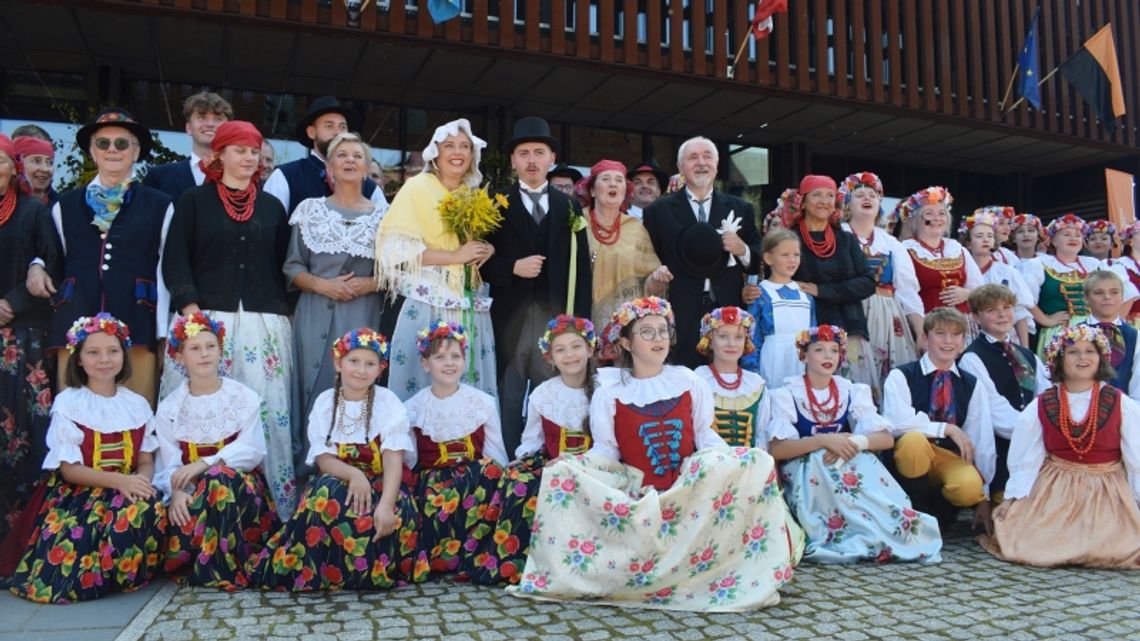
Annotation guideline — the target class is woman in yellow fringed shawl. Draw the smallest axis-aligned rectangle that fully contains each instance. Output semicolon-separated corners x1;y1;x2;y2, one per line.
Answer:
375;119;498;401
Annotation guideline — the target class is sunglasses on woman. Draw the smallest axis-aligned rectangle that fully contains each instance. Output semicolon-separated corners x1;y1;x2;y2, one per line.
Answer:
93;137;137;151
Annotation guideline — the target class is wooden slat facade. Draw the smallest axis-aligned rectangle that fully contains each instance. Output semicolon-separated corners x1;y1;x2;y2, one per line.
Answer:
64;0;1140;150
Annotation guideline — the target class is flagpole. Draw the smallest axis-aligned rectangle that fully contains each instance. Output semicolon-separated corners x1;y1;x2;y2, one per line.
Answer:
1003;66;1060;115
999;63;1020;110
732;37;750;69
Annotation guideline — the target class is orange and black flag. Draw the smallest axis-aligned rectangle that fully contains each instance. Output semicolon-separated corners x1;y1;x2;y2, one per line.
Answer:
1059;24;1126;130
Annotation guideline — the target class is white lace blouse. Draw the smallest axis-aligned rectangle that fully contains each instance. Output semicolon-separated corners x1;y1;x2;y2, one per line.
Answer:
404;384;507;465
306;385;416;468
43;386;157;470
516;377;590;459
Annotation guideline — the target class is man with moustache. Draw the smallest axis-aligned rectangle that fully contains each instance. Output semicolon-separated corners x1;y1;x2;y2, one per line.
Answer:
626;160;667;220
143;92;233;200
263;96;387;215
258;139;276;187
642;136;761;368
480;117;591;455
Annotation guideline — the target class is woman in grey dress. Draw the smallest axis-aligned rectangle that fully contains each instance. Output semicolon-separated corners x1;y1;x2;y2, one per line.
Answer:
284;132;386;473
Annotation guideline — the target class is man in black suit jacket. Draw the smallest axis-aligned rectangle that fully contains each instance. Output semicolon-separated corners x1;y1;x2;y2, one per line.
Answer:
143;92;232;201
642;136;762;368
480;117;591;455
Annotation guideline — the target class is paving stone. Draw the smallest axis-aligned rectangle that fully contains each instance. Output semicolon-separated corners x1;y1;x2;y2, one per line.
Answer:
135;526;1140;641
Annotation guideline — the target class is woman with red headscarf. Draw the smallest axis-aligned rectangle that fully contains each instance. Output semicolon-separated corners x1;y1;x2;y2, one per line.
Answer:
577;159;671;331
788;175;878;391
161;120;297;519
0;134;56;543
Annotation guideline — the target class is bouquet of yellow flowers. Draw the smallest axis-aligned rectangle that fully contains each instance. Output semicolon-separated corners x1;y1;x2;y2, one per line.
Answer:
437;185;508;297
438;185;508;244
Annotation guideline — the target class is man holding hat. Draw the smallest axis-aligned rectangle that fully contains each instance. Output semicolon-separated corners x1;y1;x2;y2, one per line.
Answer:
25;108;174;405
642;136;761;368
479;116;591;455
626;159;668;220
263;96;387;215
547;162;582;197
143;91;233;200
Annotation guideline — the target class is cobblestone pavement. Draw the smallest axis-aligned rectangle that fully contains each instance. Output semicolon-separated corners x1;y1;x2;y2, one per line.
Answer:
137;523;1139;641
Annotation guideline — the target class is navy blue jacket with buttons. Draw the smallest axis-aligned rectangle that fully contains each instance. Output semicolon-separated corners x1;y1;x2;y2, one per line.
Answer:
45;183;172;349
162;184;291;316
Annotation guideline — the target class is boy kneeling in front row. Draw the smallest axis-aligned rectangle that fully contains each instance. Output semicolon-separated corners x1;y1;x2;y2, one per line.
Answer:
881;307;996;531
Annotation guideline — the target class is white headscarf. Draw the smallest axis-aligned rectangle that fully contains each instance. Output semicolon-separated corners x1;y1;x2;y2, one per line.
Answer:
422;118;486;188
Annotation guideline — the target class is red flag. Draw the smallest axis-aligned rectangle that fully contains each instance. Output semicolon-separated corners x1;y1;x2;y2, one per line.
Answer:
751;0;788;39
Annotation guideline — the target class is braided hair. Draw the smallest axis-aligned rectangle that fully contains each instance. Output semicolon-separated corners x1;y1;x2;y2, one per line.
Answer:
325;375;378;447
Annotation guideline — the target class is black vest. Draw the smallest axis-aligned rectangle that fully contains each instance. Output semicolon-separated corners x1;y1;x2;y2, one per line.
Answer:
49;184;171;348
895;360;976;429
276;154;379;215
962;336;1036;411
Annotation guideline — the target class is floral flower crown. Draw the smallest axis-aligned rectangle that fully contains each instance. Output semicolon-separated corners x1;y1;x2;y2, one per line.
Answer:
167;312;226;358
66;313;131;354
772;187;799;229
331;328;390;366
836;171;883;211
1085;219;1117;238
1011;213;1045;240
1046;213;1088;239
889;186;953;228
794;325;848;364
696;306;757;356
1120;220;1140;242
957;210;1001;237
600;296;674;361
538;315;597;359
1042;324;1110;372
416;320;468;355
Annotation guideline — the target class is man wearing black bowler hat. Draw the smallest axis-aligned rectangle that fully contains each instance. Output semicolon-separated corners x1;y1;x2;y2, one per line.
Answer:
480;117;591;456
626;159;668;220
642;136;761;368
263;95;387;216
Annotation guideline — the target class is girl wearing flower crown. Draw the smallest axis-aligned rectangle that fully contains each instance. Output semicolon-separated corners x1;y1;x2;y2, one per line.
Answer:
894;187;985;335
468;315;596;585
695;306;769;447
1100;221;1140;328
8;314;166;603
249;328;425;590
959;210;1035;346
980;325;1140;567
838;172;921;388
1008;213;1046;263
1085;219;1117;262
766;325;942;564
405;320;507;577
1022;214;1139;360
509;296;803;611
152;312;276;590
741;228;814;390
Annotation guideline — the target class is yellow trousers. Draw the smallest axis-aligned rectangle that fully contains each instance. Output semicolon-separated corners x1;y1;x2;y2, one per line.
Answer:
893;431;985;507
57;346;158;408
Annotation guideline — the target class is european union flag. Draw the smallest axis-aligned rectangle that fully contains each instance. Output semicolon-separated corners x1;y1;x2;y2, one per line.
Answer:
1017;7;1042;110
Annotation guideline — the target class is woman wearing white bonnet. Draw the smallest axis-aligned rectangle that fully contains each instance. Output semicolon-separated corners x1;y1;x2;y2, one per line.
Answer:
375;118;498;400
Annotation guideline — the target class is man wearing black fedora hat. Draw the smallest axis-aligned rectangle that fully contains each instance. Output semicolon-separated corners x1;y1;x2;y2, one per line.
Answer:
479;117;591;456
26;107;174;405
263;95;387;215
642;136;761;369
627;159;668;220
546;162;582;196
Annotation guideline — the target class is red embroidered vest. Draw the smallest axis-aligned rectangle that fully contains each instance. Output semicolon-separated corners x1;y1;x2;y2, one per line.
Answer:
179;431;239;465
78;424;147;473
337;438;384;475
613;392;695;491
540;417;591;458
909;249;969;313
415;426;485;469
1038;385;1122;464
